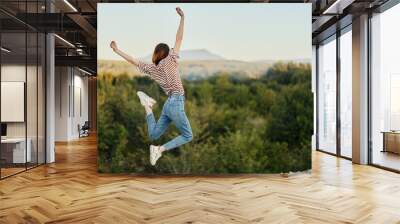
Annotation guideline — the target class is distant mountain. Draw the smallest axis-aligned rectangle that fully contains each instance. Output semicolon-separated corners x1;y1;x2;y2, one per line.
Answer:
179;60;272;80
142;49;224;62
180;49;225;61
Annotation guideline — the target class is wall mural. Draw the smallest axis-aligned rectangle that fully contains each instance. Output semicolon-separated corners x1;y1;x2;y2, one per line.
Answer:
97;3;312;174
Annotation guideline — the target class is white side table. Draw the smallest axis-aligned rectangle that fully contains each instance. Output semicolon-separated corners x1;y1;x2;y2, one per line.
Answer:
1;138;32;163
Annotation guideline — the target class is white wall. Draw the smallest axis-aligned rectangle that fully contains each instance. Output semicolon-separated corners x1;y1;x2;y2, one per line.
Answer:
72;73;89;138
55;67;70;141
55;67;89;141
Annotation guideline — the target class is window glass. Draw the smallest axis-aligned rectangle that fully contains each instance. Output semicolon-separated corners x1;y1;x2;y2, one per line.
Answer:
318;37;337;154
340;29;352;158
371;4;400;171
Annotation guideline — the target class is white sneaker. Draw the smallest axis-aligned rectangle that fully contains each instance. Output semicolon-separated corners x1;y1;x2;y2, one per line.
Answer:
150;145;162;166
137;91;156;108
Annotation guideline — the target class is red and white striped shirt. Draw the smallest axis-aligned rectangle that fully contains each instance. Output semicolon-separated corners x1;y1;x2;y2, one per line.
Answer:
137;50;184;96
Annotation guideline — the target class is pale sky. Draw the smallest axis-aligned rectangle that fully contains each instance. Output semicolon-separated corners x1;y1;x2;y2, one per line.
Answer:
98;3;311;61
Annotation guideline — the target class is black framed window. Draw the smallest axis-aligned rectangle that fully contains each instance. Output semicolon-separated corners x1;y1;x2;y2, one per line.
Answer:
315;23;353;160
0;0;47;180
369;3;400;172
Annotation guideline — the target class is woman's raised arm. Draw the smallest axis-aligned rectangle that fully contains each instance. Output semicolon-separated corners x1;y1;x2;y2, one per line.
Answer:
110;41;139;66
173;7;184;54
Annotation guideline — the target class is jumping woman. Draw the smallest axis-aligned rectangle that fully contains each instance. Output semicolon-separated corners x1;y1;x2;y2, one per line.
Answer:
110;7;193;166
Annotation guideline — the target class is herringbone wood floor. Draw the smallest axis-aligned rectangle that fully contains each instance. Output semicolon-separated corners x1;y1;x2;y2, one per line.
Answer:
1;135;400;224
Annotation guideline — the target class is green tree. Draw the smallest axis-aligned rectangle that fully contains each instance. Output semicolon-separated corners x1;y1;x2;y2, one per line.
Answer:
97;62;313;174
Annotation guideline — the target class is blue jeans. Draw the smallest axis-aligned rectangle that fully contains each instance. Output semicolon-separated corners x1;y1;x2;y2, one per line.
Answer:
146;95;193;150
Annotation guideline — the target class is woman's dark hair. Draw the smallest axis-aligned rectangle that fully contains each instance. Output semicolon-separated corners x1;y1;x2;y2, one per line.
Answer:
152;43;170;65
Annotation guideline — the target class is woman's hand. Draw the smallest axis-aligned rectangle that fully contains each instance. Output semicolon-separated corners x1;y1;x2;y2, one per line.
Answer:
110;41;118;51
176;7;184;18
